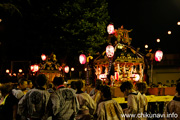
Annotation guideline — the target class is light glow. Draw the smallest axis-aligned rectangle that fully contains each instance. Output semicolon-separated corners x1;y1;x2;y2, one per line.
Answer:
155;50;163;62
64;66;69;73
107;24;115;34
106;45;114;58
79;54;86;64
41;54;46;61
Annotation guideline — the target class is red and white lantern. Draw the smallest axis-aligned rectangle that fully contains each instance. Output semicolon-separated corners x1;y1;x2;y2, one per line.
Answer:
107;24;114;34
79;54;86;64
106;45;114;58
155;50;163;62
41;54;46;61
64;66;69;73
31;64;39;72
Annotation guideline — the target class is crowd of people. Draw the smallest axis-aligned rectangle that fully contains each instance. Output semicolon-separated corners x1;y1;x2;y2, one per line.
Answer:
0;74;180;120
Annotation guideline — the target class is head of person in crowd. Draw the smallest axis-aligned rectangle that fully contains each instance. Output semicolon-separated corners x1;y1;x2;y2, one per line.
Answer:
0;83;13;97
27;80;33;89
52;77;64;89
95;79;103;90
135;82;147;94
75;80;83;93
120;81;134;96
157;82;162;87
176;82;180;95
35;74;47;89
100;85;112;101
18;78;28;91
70;81;76;90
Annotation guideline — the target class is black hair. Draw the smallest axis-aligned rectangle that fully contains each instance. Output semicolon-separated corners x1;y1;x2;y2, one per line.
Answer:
75;80;83;91
95;79;103;90
136;82;147;94
176;82;180;95
100;85;111;100
120;81;133;92
27;80;32;85
18;78;27;85
36;74;47;87
71;81;77;90
53;77;64;86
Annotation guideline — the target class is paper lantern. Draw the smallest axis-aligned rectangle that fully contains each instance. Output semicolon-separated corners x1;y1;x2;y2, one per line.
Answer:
31;64;39;72
79;54;86;64
6;69;10;73
41;54;46;61
155;50;163;62
19;69;23;73
106;45;114;58
64;66;69;73
107;24;114;34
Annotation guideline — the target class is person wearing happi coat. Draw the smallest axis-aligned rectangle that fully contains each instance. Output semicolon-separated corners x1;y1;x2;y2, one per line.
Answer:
164;82;180;120
48;77;79;120
96;85;125;120
75;80;96;120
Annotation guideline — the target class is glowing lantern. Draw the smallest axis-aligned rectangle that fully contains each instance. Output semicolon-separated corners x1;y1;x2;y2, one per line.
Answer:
177;21;180;25
6;69;10;73
168;31;171;35
79;54;86;64
64;66;69;73
145;44;148;49
19;69;23;73
155;50;163;62
106;45;114;58
30;64;39;72
13;73;16;76
156;38;160;43
41;54;46;61
71;67;74;71
107;24;114;34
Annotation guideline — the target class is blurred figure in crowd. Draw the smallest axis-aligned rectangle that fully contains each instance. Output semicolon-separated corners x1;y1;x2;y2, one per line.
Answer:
75;80;96;120
18;74;51;120
164;82;180;120
96;85;124;120
12;78;28;100
136;82;148;116
90;79;103;106
71;81;77;90
0;83;18;120
27;80;33;90
49;77;79;120
120;81;144;120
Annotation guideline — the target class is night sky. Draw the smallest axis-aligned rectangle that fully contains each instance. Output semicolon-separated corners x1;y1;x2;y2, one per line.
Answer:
108;0;180;54
0;0;180;63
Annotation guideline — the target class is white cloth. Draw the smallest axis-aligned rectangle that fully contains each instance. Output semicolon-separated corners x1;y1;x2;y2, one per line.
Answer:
18;88;51;119
49;88;79;120
12;89;24;99
124;92;144;120
97;99;125;120
76;93;96;119
164;95;180;120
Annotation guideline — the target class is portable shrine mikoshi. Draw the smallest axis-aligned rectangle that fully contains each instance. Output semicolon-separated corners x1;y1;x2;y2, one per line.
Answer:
94;25;145;83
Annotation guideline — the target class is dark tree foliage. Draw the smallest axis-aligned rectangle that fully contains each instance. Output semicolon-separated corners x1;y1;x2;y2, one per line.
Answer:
0;0;109;66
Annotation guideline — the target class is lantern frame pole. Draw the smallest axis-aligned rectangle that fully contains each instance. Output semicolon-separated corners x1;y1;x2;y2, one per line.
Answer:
151;62;153;84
